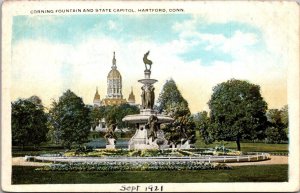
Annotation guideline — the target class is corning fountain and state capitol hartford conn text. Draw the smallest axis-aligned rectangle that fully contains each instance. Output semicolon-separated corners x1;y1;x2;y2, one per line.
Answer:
29;8;185;14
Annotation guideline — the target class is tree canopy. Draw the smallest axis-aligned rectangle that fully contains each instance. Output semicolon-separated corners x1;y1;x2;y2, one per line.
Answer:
157;79;189;113
89;103;139;131
12;96;48;147
89;105;106;130
281;105;289;139
157;79;196;145
49;90;91;148
208;79;268;150
280;105;289;130
265;106;288;143
194;111;214;144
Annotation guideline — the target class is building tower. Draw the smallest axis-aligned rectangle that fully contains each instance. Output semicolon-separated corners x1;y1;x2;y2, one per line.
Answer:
102;52;127;106
93;87;101;107
128;87;136;105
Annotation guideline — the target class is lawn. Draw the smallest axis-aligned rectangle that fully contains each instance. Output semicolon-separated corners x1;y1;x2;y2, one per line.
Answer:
194;140;288;152
193;132;288;153
12;164;288;184
12;145;65;157
12;137;288;157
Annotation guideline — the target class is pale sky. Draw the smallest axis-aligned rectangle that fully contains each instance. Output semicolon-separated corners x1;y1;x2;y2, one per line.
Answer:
10;2;298;113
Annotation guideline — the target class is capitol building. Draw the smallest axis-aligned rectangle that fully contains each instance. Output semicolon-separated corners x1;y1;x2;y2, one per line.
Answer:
92;52;136;107
91;52;136;132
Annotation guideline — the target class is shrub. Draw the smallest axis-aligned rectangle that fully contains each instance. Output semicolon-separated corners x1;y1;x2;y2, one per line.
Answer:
36;161;232;171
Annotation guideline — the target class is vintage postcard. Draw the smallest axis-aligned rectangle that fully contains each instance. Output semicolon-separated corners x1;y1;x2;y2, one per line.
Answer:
1;0;299;192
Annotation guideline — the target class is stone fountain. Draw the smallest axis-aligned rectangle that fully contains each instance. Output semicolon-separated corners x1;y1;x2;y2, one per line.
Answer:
122;51;173;150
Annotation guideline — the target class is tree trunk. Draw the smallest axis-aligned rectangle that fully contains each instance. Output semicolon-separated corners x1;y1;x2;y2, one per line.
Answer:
236;136;241;151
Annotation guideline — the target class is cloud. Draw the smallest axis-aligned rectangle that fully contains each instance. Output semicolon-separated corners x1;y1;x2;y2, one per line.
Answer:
11;40;71;101
184;1;298;62
107;20;118;31
11;32;288;113
11;2;298;113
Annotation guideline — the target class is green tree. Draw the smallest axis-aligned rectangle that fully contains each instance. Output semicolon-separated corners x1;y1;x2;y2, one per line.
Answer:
49;90;91;148
194;111;213;144
265;127;281;143
104;104;139;128
208;79;268;151
157;79;196;145
28;95;43;106
280;105;288;127
280;105;289;139
265;107;288;143
267;109;283;125
89;105;106;131
87;103;139;138
104;105;118;126
46;122;62;144
157;79;188;113
117;104;140;128
12;96;48;147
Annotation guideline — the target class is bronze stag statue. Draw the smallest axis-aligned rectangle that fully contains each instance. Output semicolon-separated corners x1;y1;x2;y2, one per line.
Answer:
143;51;153;71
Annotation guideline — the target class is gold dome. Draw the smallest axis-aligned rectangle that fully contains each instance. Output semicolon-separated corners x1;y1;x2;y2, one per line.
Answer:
94;87;100;100
128;87;135;102
107;69;122;79
107;52;122;79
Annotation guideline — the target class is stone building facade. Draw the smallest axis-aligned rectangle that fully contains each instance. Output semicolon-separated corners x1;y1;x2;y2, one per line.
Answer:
93;52;135;107
91;52;136;132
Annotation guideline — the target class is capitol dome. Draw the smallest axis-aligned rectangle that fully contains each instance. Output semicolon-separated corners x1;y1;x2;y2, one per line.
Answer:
93;52;127;107
106;52;124;100
107;68;122;79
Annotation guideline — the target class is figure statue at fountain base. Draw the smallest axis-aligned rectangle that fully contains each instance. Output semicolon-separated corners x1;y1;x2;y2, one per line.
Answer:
128;116;169;150
104;121;117;149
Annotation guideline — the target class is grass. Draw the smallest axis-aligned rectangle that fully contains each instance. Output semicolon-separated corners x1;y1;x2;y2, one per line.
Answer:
12;149;65;157
13;133;289;158
193;132;288;153
12;145;65;157
12;164;288;184
194;140;288;152
12;141;288;157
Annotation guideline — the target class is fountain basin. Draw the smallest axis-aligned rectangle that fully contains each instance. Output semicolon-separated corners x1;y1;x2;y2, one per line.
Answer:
138;78;158;85
122;114;173;124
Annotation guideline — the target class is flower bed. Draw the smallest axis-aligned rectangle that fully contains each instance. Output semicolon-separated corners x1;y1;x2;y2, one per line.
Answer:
36;161;231;171
64;149;131;157
63;148;245;158
63;149;180;157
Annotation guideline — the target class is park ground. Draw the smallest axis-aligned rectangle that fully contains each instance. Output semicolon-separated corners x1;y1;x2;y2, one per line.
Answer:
11;138;289;184
12;164;288;184
12;133;289;157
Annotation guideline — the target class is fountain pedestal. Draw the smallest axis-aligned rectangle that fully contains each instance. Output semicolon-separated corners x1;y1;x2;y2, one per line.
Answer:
106;138;116;149
122;60;173;150
127;124;170;150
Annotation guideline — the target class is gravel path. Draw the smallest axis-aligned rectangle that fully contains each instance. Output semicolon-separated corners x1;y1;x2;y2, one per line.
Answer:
12;155;288;167
226;156;288;166
12;157;51;166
